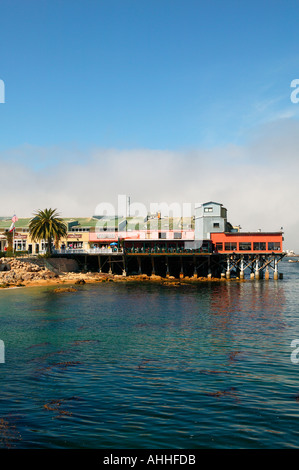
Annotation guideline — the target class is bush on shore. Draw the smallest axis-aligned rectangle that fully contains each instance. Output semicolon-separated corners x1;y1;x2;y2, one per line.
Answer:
0;251;29;258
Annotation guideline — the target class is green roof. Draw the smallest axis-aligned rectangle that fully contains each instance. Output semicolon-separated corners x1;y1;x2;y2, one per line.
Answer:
66;217;99;228
0;217;100;231
0;216;195;231
0;218;31;229
94;217;126;230
146;217;194;230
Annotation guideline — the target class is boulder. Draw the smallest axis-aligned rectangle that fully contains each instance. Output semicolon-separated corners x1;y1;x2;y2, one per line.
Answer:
23;273;35;281
150;274;162;281
0;263;11;272
54;287;77;293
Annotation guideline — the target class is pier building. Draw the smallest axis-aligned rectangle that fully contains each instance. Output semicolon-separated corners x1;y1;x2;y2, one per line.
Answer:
0;201;284;279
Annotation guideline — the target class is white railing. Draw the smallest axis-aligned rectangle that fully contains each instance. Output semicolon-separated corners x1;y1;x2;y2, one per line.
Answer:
87;248;123;254
52;249;85;254
52;248;123;255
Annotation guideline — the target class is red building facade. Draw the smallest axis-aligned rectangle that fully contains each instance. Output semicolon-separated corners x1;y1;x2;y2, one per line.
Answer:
210;232;283;254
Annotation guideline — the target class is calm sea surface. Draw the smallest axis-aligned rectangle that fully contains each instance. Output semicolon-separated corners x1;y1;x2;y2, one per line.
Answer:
0;259;299;449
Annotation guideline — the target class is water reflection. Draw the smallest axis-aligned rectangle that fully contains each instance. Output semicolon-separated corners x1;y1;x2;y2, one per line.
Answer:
0;276;297;449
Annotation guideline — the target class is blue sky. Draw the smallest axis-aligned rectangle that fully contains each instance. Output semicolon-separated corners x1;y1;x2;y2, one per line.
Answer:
1;0;299;249
1;0;299;152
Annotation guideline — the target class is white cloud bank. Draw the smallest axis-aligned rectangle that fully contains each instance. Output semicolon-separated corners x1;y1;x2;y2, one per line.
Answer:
0;118;298;250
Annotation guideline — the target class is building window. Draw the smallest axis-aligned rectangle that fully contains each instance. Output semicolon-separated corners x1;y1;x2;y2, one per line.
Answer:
239;242;252;251
225;242;237;251
268;242;281;251
215;242;223;251
174;232;182;239
14;239;26;251
41;241;48;252
253;242;266;251
213;222;220;228
159;232;167;239
204;207;213;212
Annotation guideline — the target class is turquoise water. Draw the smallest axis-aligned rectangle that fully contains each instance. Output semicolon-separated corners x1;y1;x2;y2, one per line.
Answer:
0;259;299;448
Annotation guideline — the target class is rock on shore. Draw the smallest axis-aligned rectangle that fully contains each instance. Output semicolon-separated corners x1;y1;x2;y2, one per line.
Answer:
0;257;231;289
0;257;58;287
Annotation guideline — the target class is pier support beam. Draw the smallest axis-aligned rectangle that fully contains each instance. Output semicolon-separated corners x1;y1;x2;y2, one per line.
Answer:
255;259;260;280
226;258;230;279
108;256;112;274
207;256;212;279
118;251;285;281
98;255;102;273
179;256;184;279
151;257;155;275
122;255;127;276
84;255;88;272
274;257;278;280
137;256;142;275
165;257;170;278
240;257;244;280
193;257;197;279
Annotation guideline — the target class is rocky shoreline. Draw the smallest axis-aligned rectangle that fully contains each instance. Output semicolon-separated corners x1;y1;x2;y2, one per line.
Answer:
0;257;237;290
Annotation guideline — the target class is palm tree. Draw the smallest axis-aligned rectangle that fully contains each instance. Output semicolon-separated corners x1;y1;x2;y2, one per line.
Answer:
29;208;67;255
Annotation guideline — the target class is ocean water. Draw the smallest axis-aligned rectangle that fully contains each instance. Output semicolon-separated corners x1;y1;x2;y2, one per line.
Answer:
0;258;299;449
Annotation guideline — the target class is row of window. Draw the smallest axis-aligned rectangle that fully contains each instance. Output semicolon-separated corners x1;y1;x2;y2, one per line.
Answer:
215;241;281;251
158;232;183;239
